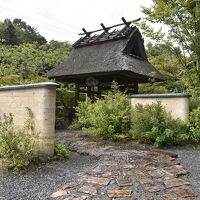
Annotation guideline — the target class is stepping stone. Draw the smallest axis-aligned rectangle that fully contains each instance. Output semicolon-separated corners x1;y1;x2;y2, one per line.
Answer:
101;170;118;177
107;189;133;198
137;178;153;184
162;160;180;167
164;178;190;189
173;186;198;198
51;190;67;198
116;179;133;186
124;169;144;176
164;165;187;177
79;186;97;195
144;186;161;193
80;176;110;185
162;193;178;200
148;169;165;178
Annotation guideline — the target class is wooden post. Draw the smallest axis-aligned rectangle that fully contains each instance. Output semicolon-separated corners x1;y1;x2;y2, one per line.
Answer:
87;86;92;99
133;83;138;94
75;83;80;106
97;85;102;99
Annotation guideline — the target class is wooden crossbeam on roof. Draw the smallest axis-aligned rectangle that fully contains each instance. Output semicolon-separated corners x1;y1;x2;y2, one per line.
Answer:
73;17;141;48
100;23;108;32
82;28;90;37
78;17;140;36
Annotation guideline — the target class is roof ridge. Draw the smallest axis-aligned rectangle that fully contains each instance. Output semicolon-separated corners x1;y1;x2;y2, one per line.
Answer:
73;26;136;48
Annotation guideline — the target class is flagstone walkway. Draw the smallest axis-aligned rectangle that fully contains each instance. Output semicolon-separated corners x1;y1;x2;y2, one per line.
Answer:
52;130;198;200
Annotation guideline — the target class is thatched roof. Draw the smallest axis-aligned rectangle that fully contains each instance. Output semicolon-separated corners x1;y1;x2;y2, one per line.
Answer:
47;23;165;83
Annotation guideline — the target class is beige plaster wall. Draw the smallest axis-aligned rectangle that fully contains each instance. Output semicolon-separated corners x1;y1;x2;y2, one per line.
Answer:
0;82;58;158
131;94;191;121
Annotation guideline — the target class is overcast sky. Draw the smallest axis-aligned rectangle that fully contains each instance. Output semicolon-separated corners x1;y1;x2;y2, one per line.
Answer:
0;0;154;43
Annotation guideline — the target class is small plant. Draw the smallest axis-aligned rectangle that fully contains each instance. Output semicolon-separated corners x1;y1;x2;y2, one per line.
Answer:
130;102;189;147
0;108;38;171
75;82;131;140
54;141;69;159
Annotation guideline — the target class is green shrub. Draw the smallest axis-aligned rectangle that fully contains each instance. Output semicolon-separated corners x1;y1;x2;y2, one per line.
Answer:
0;74;52;87
54;141;69;159
188;87;200;110
130;102;189;147
75;83;131;140
0;108;38;171
189;107;200;143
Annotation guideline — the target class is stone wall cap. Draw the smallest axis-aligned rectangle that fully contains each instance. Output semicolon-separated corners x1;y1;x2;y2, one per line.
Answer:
131;93;191;98
0;82;59;91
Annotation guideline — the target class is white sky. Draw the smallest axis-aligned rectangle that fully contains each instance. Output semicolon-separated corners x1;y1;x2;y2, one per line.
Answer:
0;0;154;43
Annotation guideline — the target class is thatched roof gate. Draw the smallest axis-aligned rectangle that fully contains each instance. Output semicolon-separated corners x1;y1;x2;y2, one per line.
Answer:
47;18;165;99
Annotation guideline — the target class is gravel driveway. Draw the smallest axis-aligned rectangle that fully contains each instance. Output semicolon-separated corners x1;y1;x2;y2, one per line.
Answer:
0;130;199;200
169;149;200;197
0;152;97;200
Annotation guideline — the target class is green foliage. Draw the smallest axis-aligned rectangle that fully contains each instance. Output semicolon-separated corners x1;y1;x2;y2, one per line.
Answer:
188;87;200;110
139;42;186;94
0;42;70;79
0;74;52;86
0;108;38;171
54;141;69;159
0;18;71;87
189;106;200;143
141;0;200;89
0;19;18;45
75;83;131;140
130;102;189;147
0;18;46;45
0;41;71;86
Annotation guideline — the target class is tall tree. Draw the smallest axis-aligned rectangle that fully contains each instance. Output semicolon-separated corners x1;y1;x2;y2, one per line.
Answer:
13;18;46;45
0;41;71;85
141;0;200;87
139;42;185;93
0;19;18;45
0;18;46;45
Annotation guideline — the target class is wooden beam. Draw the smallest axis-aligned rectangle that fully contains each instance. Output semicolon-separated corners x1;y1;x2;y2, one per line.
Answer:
97;85;102;99
78;18;141;36
75;83;80;105
100;23;108;32
133;84;138;94
82;28;90;37
87;86;92;98
121;17;130;26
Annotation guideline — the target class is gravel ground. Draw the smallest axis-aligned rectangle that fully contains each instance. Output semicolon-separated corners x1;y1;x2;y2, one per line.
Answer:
0;152;98;200
170;148;200;197
1;146;199;200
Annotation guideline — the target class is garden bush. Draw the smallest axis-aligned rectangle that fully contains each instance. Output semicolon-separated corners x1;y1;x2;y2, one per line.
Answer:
54;141;69;159
189;106;200;144
130;102;189;147
75;83;131;140
0;108;38;171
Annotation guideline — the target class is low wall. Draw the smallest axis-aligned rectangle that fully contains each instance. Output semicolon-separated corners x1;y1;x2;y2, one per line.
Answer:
0;82;58;158
131;93;191;121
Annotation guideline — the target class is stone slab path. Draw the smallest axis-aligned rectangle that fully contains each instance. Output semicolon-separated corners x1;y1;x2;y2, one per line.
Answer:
52;130;198;200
